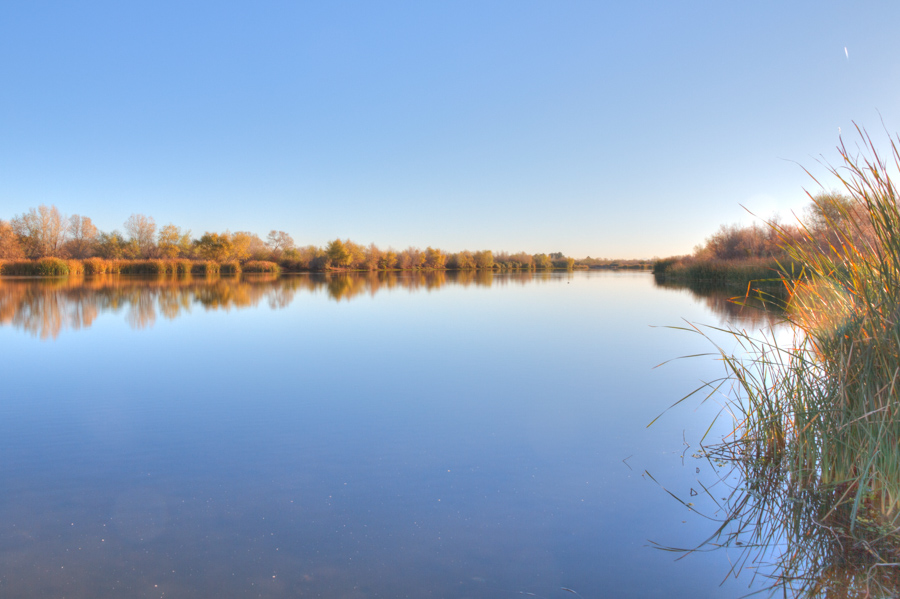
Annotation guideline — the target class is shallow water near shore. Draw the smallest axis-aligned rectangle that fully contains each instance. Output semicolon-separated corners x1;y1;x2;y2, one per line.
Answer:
0;271;777;598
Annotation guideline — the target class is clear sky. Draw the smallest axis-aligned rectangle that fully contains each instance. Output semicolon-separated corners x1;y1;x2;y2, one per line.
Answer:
3;1;900;258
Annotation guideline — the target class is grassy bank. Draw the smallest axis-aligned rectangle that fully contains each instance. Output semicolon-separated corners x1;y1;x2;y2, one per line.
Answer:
652;256;790;288
0;258;287;276
666;130;900;594
0;257;578;277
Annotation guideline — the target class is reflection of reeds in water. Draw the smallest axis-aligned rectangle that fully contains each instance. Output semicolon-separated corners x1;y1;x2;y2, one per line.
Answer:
658;129;900;596
654;277;787;329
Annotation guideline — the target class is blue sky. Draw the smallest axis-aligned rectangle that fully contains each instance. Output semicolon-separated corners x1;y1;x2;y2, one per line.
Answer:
3;1;900;258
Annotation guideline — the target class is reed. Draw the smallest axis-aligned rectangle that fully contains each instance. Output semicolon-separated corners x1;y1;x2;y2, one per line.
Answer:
658;128;900;594
174;259;192;275
65;260;84;275
36;257;69;276
190;260;220;275
0;258;70;276
653;256;789;287
83;257;112;275
219;260;241;275
242;260;280;274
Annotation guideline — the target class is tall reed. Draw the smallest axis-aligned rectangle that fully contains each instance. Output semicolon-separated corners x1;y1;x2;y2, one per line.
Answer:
242;260;280;274
663;127;900;595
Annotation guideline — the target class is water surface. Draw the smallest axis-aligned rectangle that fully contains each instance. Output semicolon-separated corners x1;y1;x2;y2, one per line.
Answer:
0;271;775;598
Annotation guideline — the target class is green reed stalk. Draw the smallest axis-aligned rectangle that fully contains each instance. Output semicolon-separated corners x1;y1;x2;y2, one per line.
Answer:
659;127;900;595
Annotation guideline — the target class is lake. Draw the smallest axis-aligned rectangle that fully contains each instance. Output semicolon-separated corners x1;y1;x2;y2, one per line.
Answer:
0;271;779;598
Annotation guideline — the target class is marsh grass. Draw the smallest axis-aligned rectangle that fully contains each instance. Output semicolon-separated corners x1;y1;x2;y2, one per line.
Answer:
656;128;900;596
219;260;241;275
242;260;280;274
653;257;791;288
0;258;70;276
190;260;220;275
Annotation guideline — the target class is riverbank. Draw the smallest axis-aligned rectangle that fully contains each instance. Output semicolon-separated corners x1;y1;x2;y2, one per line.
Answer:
651;256;791;288
0;257;577;277
676;132;900;595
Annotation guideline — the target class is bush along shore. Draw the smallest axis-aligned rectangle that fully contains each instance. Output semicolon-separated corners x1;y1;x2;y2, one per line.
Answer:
652;256;789;288
653;187;869;288
658;129;900;595
0;256;581;277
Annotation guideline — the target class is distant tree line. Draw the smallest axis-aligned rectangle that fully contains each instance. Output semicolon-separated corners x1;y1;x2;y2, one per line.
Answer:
0;206;579;271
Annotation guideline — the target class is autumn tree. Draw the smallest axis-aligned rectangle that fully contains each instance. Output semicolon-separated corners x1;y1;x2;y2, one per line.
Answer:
474;250;493;269
0;220;25;259
380;248;397;270
345;240;366;268
96;230;129;259
453;250;475;269
194;232;234;262
802;190;872;252
396;247;425;270
157;224;193;258
364;243;382;271
294;245;325;270
66;214;98;258
232;231;268;261
533;253;553;269
266;230;295;259
124;214;157;258
325;238;351;268
510;252;534;269
424;247;446;269
11;205;69;258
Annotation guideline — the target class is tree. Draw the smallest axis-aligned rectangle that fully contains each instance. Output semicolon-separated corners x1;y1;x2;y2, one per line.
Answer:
425;247;446;269
380;248;397;270
96;230;129;259
803;190;871;251
0;220;24;259
533;253;553;269
474;250;493;269
232;231;267;261
325;238;351;268
157;224;193;258
364;243;382;271
11;205;69;258
194;232;234;262
66;214;98;258
266;230;295;259
454;250;476;269
124;214;157;258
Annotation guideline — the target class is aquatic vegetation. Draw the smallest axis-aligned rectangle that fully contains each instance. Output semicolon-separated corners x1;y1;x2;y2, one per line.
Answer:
219;260;241;275
241;260;280;273
653;256;788;288
658;128;900;596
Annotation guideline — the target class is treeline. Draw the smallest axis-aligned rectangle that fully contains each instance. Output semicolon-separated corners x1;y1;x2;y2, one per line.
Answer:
653;191;868;284
0;206;576;272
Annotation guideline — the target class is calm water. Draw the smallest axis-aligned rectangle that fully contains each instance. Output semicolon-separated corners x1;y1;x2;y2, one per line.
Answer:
0;271;778;598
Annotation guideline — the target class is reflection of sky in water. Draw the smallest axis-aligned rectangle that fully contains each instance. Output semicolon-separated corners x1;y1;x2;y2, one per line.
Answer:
0;272;775;597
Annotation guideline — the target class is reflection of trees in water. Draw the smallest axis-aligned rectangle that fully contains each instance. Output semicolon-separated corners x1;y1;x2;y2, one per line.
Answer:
653;276;786;328
0;271;533;338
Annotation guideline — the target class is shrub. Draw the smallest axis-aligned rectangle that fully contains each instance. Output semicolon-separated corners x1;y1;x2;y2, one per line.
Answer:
36;257;69;276
174;259;192;275
220;260;242;275
243;260;280;274
66;260;85;275
83;257;112;275
191;261;220;275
